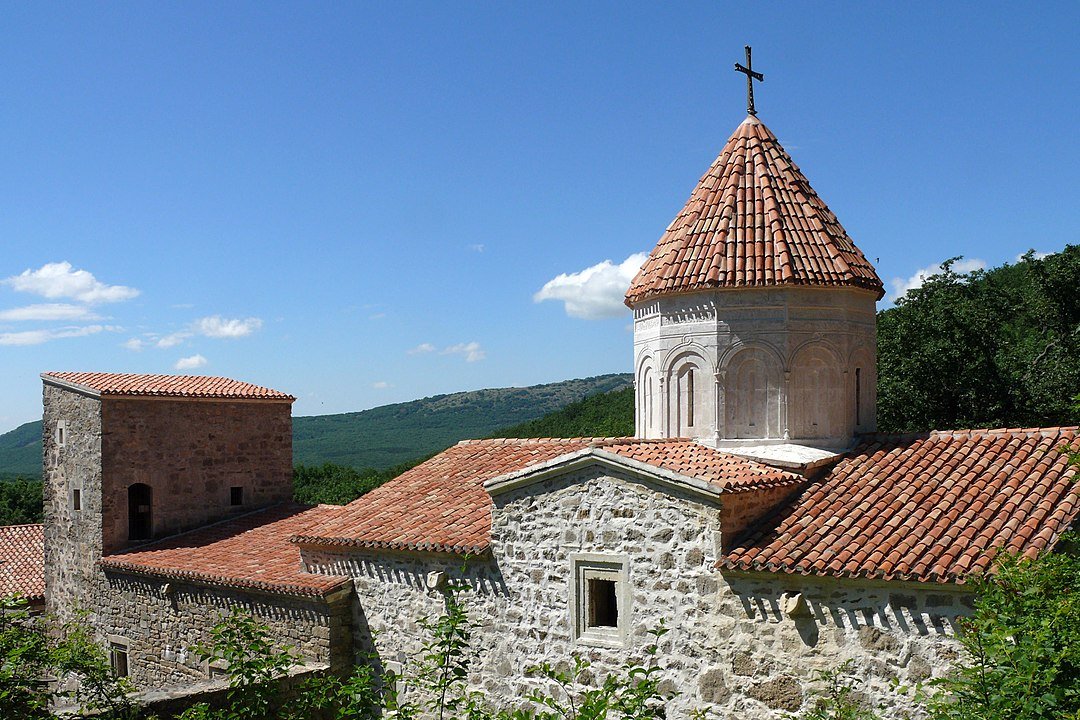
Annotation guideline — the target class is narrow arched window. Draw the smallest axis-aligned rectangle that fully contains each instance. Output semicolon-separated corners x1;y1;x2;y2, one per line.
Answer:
128;484;153;542
687;368;694;428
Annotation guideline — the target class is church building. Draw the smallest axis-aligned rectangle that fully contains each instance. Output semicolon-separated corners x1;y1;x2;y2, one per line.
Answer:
28;81;1080;717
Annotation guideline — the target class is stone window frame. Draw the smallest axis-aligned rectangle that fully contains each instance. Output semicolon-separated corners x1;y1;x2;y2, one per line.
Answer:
70;478;84;513
570;553;631;648
55;420;67;449
107;635;130;678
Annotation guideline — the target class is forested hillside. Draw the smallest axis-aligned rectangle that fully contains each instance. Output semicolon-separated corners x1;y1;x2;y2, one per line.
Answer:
494;386;634;438
291;374;631;468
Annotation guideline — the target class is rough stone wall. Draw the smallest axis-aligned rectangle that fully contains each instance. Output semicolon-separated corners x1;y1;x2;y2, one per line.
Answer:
94;572;352;688
100;398;293;551
309;468;966;719
43;384;103;624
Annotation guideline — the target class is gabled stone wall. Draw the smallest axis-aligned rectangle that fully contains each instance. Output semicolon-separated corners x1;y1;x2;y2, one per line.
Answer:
309;466;966;718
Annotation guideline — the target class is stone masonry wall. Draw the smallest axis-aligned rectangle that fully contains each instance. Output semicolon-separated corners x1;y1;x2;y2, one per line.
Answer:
100;397;293;551
307;467;967;719
43;384;103;624
94;571;352;688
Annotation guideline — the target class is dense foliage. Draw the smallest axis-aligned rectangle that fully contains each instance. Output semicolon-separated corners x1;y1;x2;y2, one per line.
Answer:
0;477;43;524
878;247;1080;432
0;596;136;719
493;386;634;439
927;536;1080;720
292;458;427;506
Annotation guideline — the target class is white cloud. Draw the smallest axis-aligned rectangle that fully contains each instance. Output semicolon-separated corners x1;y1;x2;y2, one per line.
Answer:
0;303;99;322
372;381;392;389
195;316;262;338
3;262;139;304
0;325;107;346
441;341;486;363
888;258;986;303
408;343;436;355
175;354;207;370
468;243;485;253
534;252;647;319
122;338;145;351
156;332;190;348
368;312;386;320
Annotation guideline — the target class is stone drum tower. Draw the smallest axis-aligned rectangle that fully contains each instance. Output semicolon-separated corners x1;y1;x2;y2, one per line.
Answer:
626;115;884;451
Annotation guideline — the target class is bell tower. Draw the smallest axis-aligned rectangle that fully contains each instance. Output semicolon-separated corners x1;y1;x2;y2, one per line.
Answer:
626;112;883;450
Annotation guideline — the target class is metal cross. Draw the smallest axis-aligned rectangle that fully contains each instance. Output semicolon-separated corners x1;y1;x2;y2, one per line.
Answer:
734;45;764;116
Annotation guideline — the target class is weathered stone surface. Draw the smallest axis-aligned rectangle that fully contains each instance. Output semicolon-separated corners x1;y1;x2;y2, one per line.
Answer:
698;668;730;704
748;676;803;711
859;626;902;654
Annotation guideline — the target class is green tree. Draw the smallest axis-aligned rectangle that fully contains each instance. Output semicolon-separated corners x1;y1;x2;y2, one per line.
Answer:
929;537;1080;720
878;248;1080;432
180;610;298;720
0;478;44;525
0;595;135;719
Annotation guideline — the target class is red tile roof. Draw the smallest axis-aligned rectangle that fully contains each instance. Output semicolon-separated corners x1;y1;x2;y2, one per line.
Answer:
0;524;44;602
42;372;294;401
291;438;804;553
604;440;804;492
100;504;349;597
625;115;884;306
722;428;1080;584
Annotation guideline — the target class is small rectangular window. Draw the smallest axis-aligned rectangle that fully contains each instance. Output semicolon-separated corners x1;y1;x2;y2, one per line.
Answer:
230;487;244;506
572;554;629;647
72;488;82;512
587;578;618;628
55;421;66;448
110;644;129;678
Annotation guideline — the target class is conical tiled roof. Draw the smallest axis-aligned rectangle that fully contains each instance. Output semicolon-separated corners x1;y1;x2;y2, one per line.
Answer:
625;116;883;305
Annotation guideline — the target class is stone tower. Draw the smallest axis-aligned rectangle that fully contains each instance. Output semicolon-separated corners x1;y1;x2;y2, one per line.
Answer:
41;372;295;622
626;116;883;450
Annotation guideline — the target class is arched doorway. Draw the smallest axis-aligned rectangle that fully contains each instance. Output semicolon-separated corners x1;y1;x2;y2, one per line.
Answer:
128;483;153;542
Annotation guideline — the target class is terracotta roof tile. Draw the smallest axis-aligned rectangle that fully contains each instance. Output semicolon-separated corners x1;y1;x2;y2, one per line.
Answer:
625;116;883;305
42;372;293;401
292;438;803;553
100;504;348;597
722;428;1080;583
0;524;44;601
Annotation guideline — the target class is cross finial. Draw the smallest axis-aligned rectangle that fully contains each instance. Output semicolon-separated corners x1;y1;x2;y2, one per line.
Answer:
734;45;764;116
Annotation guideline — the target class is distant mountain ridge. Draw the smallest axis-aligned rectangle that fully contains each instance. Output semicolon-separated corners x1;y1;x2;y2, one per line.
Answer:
0;374;632;478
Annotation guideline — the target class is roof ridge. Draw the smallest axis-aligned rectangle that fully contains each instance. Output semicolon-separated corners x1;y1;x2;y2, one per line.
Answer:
0;523;44;530
625;115;883;306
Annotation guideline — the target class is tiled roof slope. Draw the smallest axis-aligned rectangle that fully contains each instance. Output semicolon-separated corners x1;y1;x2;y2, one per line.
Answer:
292;438;804;553
603;440;803;492
100;504;348;597
723;428;1080;584
625;115;883;305
42;372;294;401
0;524;44;601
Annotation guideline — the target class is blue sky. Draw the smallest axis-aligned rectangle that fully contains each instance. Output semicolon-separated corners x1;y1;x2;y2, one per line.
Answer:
1;2;1077;431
